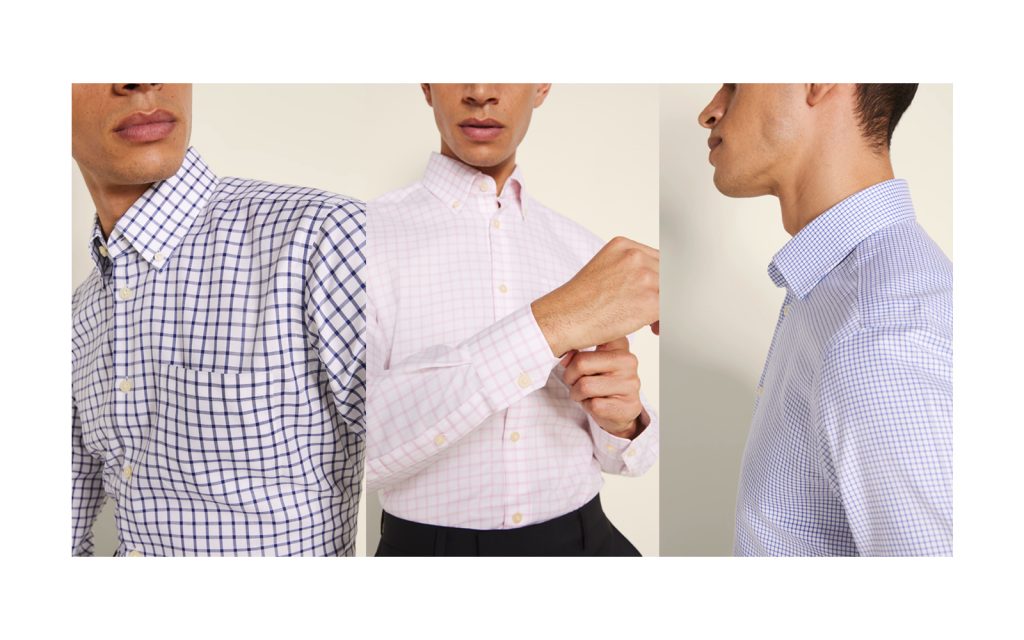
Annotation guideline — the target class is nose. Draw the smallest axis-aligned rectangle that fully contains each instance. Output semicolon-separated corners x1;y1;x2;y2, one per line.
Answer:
698;85;729;129
462;84;500;107
112;83;163;96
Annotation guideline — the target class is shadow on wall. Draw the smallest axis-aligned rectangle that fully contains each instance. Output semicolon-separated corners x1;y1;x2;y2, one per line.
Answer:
659;347;751;557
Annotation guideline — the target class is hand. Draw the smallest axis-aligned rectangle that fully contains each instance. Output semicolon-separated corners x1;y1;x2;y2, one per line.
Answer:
532;236;659;356
561;337;644;439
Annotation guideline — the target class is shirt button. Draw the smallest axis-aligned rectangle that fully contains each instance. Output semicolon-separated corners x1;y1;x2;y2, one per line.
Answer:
498;284;508;294
606;444;616;453
756;385;764;397
119;287;133;300
154;253;166;265
783;304;791;316
516;372;532;389
510;432;520;442
119;378;133;393
492;218;501;229
98;245;109;257
512;513;523;525
122;465;132;480
127;550;143;557
434;434;446;447
627;449;637;458
452;200;461;209
478;181;489;192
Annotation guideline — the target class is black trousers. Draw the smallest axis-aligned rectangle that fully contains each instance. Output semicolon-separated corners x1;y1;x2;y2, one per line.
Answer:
375;494;641;557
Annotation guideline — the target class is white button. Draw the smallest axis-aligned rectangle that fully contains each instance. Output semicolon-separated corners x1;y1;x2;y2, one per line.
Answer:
756;385;764;397
119;379;133;393
510;432;520;442
452;200;461;209
434;434;446;447
516;372;532;389
98;245;109;257
498;284;508;294
512;513;523;525
154;253;166;264
119;287;133;300
492;218;501;229
783;304;791;316
123;465;132;480
478;182;489;192
127;550;143;557
606;444;616;453
627;449;637;458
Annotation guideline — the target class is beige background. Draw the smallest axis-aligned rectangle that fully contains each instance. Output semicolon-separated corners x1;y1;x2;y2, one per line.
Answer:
658;84;953;556
72;84;661;557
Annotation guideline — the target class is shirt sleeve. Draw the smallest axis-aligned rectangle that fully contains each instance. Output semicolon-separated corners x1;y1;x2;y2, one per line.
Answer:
71;400;105;557
589;394;659;475
304;201;367;435
366;301;561;491
817;325;953;556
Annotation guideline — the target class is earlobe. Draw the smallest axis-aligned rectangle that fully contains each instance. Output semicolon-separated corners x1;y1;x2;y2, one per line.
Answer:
807;83;838;106
534;83;552;108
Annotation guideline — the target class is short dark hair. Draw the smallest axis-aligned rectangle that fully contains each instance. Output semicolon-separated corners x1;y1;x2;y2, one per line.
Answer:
854;84;918;151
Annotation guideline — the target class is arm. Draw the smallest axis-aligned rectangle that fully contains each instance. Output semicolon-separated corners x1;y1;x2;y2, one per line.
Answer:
560;338;659;476
818;326;953;556
71;401;105;556
304;201;367;433
367;236;661;491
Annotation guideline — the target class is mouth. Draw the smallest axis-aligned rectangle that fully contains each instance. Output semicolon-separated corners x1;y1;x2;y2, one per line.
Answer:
707;135;723;164
114;109;177;143
458;118;504;142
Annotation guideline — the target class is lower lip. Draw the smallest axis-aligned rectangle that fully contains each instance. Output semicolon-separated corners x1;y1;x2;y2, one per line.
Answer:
459;125;503;142
709;143;721;165
115;121;176;143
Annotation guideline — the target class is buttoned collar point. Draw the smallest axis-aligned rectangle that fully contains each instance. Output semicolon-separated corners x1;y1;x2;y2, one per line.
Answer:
768;178;916;300
93;147;218;272
422;152;527;220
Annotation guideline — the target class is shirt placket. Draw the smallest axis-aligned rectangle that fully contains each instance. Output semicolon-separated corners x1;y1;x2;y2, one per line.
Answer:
109;243;145;555
754;291;794;411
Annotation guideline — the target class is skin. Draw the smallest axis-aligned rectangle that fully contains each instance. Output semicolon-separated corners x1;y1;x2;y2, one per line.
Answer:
425;84;658;438
422;83;550;195
72;83;192;238
698;83;895;235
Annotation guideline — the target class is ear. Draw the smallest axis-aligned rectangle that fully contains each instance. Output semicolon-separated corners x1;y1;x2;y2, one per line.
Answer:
421;83;433;107
534;84;552;108
806;83;838;107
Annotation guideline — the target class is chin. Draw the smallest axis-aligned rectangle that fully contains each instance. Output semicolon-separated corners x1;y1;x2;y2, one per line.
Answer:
118;144;188;185
455;145;511;170
712;168;765;199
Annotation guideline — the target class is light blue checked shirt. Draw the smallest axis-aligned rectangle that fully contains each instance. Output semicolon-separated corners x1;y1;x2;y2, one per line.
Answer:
72;148;366;556
735;179;953;556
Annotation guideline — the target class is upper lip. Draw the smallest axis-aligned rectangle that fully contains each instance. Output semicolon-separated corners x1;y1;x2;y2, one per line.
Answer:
114;109;176;131
459;118;504;128
708;134;722;150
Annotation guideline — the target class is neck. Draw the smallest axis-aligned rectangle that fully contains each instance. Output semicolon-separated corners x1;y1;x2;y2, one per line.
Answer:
79;169;152;239
440;144;517;195
776;147;895;236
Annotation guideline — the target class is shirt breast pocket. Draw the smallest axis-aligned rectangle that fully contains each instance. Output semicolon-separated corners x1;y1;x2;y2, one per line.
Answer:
147;364;306;512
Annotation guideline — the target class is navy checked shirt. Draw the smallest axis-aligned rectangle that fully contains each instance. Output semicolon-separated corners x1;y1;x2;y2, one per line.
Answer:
735;179;953;556
72;148;366;556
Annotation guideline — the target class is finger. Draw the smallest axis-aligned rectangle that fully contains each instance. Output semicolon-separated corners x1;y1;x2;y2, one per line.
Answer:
559;349;578;369
612;237;660;261
570;373;641;402
563;350;638;386
596;337;630;352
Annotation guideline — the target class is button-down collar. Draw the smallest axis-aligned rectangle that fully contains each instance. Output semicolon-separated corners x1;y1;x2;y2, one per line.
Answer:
88;147;218;272
768;179;916;299
422;152;527;219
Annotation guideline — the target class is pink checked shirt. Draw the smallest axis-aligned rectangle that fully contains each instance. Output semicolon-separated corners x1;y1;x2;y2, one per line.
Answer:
366;153;658;529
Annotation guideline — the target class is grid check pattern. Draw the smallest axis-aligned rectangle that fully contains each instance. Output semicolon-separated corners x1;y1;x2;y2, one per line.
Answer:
735;179;953;556
72;148;366;556
366;153;658;529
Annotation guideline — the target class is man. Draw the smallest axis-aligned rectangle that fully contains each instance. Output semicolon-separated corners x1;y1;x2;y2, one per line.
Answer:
698;84;952;556
72;83;365;556
366;84;659;556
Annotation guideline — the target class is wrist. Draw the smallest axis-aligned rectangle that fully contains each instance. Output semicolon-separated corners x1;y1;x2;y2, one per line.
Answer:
531;295;571;357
